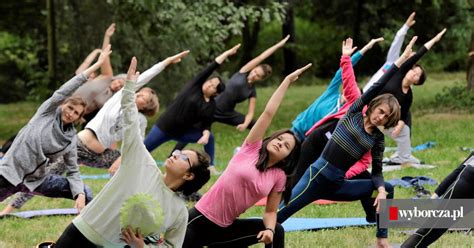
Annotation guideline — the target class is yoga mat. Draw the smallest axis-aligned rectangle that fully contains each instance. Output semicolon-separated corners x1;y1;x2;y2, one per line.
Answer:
281;217;373;232
80;174;111;180
4;208;78;219
380;164;436;172
384;141;436;152
255;197;346;206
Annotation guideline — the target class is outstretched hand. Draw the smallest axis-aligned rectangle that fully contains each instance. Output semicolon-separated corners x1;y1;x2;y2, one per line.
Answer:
95;44;112;67
277;35;290;47
225;43;241;57
342;38;358;56
166;50;190;65
126;57;140;82
284;63;312;84
360;37;384;55
105;23;116;37
432;28;447;43
398;36;417;64
216;44;241;64
405;12;416;27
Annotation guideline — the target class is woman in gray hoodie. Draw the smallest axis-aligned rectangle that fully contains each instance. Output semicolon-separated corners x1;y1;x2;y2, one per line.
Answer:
0;45;111;212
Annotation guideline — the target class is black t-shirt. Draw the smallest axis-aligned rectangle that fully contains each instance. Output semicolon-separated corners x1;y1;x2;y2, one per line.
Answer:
214;72;256;113
156;62;219;136
379;46;428;125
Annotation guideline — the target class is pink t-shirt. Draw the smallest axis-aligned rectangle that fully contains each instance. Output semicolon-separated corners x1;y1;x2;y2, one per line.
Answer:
195;140;286;227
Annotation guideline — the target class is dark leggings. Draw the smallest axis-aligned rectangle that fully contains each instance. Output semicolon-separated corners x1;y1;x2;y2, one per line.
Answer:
402;154;474;247
183;207;284;248
0;174;93;203
292;118;376;222
55;223;97;248
277;157;394;238
173;112;256;155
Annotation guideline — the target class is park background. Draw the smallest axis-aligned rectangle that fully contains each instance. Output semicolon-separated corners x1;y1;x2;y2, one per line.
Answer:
0;0;473;247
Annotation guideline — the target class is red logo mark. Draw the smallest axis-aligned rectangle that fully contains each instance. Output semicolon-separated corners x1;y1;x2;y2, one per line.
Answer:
389;206;398;221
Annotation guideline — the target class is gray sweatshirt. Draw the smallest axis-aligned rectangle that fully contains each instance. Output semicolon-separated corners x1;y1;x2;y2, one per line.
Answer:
0;74;87;197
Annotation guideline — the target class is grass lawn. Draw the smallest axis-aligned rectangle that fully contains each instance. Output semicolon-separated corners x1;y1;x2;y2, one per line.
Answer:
0;72;473;247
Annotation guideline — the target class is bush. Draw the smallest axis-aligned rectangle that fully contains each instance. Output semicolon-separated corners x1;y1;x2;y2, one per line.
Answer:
0;32;48;103
433;83;474;112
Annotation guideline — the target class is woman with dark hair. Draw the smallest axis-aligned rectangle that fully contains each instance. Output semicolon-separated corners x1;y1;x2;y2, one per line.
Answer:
143;44;240;172
173;37;288;175
401;152;474;247
0;45;111;213
182;63;311;248
55;57;211;248
276;37;417;248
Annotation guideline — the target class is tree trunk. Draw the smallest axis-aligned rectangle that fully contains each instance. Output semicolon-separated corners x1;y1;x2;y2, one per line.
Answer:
239;17;262;68
352;0;363;43
46;0;57;90
467;1;474;91
282;0;297;75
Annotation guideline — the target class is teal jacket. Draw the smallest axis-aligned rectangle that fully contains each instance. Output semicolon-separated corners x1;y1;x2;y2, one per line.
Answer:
291;51;363;140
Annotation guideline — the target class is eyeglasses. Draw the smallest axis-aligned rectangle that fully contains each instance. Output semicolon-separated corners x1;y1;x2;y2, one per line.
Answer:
171;150;192;170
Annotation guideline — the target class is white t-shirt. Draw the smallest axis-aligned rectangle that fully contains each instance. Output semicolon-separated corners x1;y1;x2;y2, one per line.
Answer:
86;61;166;148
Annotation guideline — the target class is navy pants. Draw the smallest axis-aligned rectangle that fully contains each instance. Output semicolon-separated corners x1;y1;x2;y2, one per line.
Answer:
277;157;394;238
144;125;215;165
0;174;93;203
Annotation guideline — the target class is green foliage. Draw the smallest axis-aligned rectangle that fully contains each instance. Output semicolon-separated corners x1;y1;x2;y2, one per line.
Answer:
433;83;474;112
105;0;285;104
0;32;48;102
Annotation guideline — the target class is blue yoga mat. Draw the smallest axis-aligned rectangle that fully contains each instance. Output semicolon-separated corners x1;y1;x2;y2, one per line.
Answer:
6;208;78;219
282;217;373;232
384;141;436;152
80;174;111;180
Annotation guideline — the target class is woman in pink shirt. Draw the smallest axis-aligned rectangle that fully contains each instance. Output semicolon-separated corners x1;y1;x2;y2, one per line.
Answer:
182;63;312;248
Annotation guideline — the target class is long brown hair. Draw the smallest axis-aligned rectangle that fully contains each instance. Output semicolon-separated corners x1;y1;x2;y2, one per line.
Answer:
256;129;301;205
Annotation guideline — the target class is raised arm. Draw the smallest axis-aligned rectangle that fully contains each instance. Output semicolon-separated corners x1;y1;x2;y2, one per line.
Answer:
120;57;145;167
348;37;416;113
424;28;447;50
36;45;112;116
245;63;311;144
135;50;189;90
360;37;384;55
215;44;241;64
75;49;101;75
339;38;360;104
99;23;116;77
240;35;290;73
386;12;415;63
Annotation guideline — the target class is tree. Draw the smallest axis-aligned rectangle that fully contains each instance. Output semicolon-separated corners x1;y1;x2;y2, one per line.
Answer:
46;0;57;89
468;0;474;91
281;0;297;75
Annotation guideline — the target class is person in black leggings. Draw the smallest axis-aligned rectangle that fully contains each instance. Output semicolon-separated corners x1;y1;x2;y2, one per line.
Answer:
172;36;290;175
276;37;420;248
401;152;474;247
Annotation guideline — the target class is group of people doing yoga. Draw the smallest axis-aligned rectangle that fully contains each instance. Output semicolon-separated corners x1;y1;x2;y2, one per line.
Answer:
0;12;470;248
